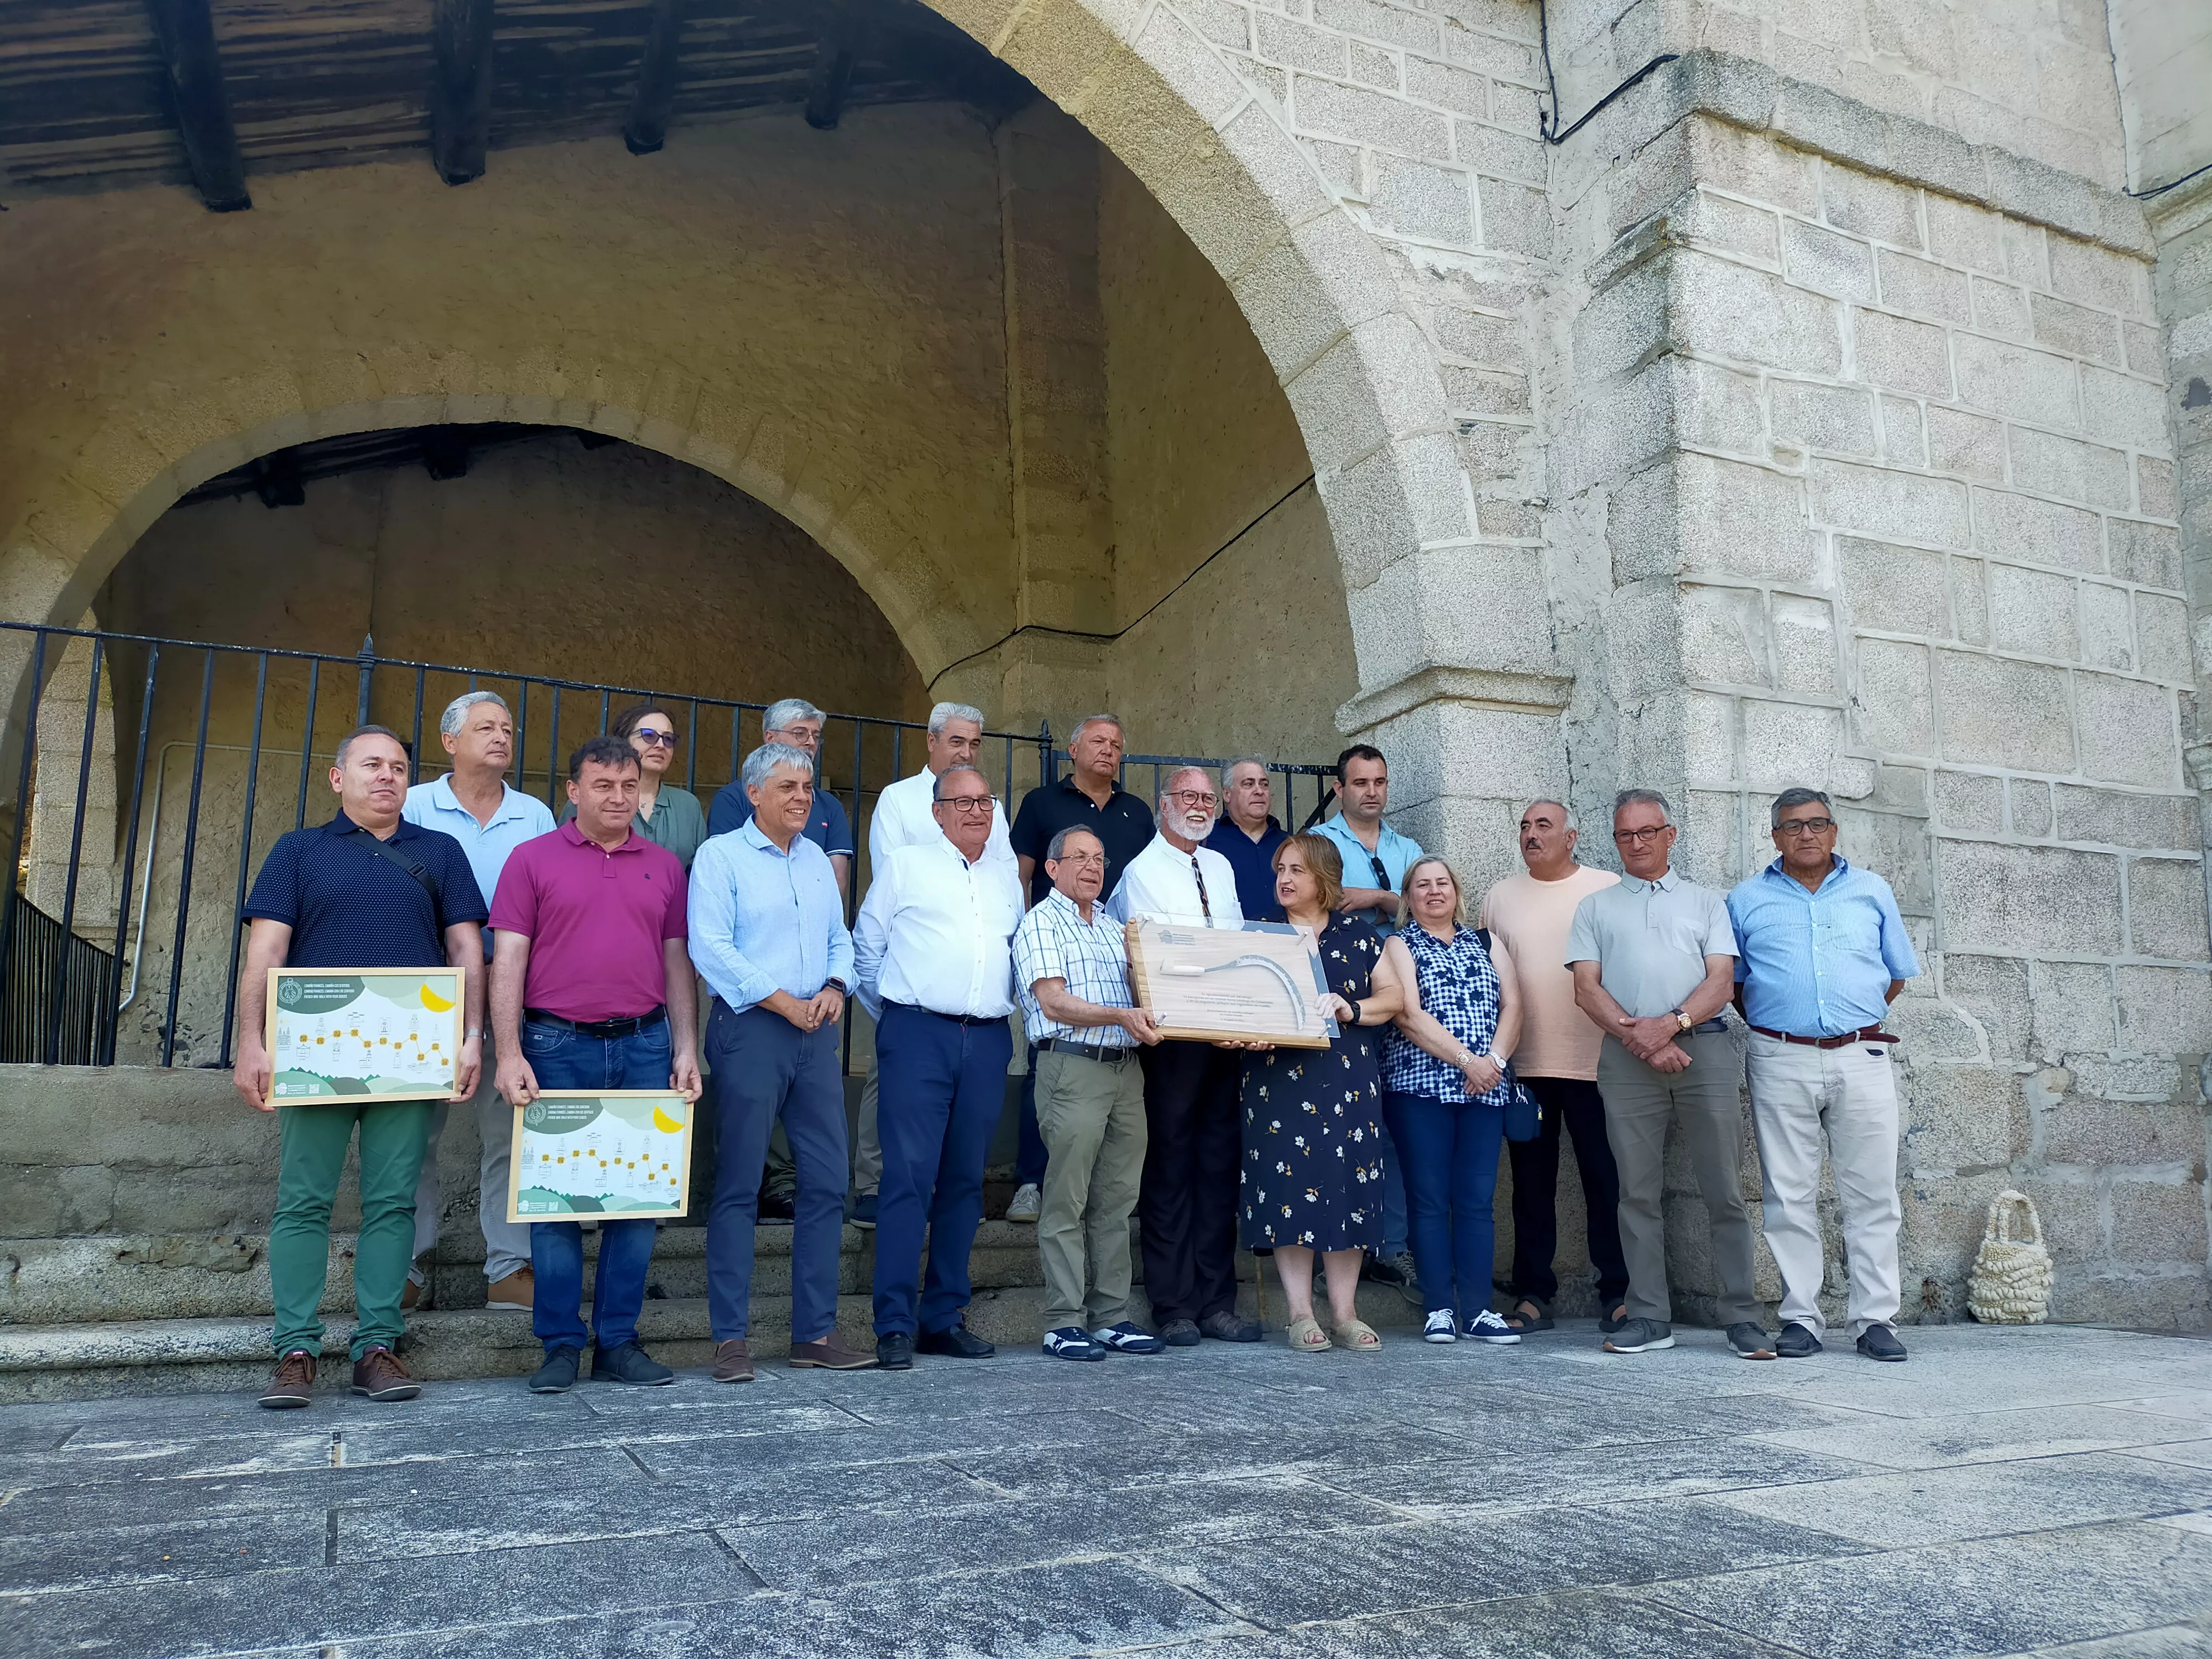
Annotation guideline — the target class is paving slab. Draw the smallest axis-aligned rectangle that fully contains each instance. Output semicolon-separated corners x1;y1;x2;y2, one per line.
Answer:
2;1323;2208;1658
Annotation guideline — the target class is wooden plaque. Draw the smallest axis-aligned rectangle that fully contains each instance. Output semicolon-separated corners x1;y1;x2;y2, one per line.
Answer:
1124;919;1337;1048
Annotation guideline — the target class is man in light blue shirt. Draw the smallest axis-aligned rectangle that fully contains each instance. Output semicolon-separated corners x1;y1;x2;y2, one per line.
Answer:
688;743;872;1379
1728;787;1922;1365
399;691;555;1313
1310;743;1423;1299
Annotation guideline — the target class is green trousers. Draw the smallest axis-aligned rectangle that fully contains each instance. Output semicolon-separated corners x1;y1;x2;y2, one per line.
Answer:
1034;1047;1147;1331
271;1100;434;1360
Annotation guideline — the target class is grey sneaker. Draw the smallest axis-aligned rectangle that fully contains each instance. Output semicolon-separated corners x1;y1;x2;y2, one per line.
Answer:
1005;1182;1041;1222
1728;1322;1777;1360
1602;1317;1675;1354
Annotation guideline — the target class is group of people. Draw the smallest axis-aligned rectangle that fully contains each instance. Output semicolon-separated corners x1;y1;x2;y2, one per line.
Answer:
231;692;1919;1409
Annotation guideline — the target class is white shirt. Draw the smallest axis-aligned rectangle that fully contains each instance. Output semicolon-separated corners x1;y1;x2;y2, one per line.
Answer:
1107;834;1245;927
854;832;1025;1020
868;766;1015;872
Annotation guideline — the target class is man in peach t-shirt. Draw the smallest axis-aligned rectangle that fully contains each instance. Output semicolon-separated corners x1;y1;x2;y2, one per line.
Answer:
1479;800;1630;1334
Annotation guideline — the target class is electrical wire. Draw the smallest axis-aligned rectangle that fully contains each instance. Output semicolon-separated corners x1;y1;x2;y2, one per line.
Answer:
1536;0;1677;146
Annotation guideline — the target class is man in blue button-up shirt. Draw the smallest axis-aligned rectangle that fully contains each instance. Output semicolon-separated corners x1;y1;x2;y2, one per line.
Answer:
1728;787;1922;1365
688;743;873;1379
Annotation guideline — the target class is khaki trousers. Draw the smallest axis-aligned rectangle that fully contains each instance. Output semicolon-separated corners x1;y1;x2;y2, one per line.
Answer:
1745;1030;1903;1339
1596;1030;1762;1327
1034;1046;1147;1331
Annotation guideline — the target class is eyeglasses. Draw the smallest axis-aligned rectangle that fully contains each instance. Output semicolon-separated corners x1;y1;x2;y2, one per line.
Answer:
935;795;994;815
1053;852;1107;867
1613;826;1671;844
632;729;679;748
1777;817;1837;836
1169;790;1219;808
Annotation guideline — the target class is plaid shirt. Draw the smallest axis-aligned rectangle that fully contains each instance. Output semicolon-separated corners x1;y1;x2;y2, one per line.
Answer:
1383;923;1510;1105
1012;888;1137;1048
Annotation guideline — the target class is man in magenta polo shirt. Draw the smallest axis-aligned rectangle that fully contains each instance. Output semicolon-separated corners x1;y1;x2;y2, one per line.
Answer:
490;734;702;1393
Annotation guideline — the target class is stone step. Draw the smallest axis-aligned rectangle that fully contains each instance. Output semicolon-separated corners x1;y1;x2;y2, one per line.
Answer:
0;1220;1058;1324
0;1280;1430;1402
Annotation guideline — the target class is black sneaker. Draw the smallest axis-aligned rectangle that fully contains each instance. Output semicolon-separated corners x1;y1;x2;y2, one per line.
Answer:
590;1342;675;1386
1199;1310;1263;1343
1159;1318;1202;1348
1601;1317;1675;1354
1776;1321;1824;1359
1856;1324;1908;1363
1728;1322;1777;1360
876;1332;915;1370
849;1192;878;1230
915;1322;995;1359
757;1190;796;1223
529;1347;581;1394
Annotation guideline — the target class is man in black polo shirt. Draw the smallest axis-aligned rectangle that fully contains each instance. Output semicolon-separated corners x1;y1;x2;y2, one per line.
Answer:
233;726;488;1410
1005;715;1155;1219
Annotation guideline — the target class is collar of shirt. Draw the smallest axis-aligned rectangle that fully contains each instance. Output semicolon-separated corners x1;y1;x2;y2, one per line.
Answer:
1761;853;1845;893
324;808;412;841
1618;867;1681;894
422;775;538;827
741;816;800;858
558;818;644;855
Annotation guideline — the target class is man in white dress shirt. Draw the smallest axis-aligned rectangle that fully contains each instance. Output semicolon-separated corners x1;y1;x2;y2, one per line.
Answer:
1106;766;1264;1347
848;702;1016;1226
854;763;1025;1370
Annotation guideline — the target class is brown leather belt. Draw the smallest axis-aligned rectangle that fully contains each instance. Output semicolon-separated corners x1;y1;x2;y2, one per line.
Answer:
1752;1024;1898;1049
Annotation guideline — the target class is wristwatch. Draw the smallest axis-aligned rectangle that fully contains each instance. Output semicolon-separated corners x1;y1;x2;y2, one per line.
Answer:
464;1027;483;1041
1671;1008;1693;1033
825;978;849;996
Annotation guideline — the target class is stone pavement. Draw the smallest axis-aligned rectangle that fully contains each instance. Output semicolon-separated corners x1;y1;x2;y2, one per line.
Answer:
1;1322;2208;1658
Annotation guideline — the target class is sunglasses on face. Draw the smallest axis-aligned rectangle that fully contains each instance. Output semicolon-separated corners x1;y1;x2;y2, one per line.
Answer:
632;729;679;748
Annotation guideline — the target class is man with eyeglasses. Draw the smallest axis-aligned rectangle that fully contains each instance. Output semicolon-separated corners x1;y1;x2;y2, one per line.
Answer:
1728;787;1920;1364
848;701;1017;1228
1311;743;1425;1303
1013;825;1164;1360
1567;789;1772;1361
1105;767;1263;1345
854;763;1025;1369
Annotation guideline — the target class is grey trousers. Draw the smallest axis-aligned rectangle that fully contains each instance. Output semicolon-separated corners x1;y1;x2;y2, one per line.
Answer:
410;1056;534;1286
1595;1031;1761;1327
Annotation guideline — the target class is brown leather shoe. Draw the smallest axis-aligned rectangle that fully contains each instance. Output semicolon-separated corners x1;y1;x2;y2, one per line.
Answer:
788;1333;878;1370
350;1344;421;1402
259;1349;316;1410
486;1268;535;1311
712;1339;754;1384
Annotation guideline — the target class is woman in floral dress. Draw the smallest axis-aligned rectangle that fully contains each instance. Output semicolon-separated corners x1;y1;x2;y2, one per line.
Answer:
1238;833;1406;1353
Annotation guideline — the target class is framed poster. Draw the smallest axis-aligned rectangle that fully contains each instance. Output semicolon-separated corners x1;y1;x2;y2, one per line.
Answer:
265;968;464;1104
1125;919;1339;1049
507;1091;696;1222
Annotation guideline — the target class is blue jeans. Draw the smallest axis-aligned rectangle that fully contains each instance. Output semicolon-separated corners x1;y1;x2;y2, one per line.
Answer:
703;1001;848;1343
1014;1045;1048;1187
872;1003;1012;1337
1376;1119;1408;1258
1382;1091;1505;1318
521;1018;671;1357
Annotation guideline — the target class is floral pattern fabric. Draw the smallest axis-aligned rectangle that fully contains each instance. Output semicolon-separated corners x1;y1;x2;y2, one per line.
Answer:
1239;915;1385;1251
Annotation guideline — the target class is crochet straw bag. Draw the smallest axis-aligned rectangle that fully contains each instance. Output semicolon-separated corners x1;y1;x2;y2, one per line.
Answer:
1967;1188;2053;1325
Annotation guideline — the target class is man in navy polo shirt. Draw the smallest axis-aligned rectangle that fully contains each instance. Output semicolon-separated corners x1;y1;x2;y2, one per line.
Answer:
1205;756;1288;923
233;726;489;1411
1004;714;1155;1220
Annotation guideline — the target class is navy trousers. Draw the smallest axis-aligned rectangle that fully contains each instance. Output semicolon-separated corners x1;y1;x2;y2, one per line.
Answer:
703;1001;849;1344
1383;1090;1505;1320
872;1002;1013;1337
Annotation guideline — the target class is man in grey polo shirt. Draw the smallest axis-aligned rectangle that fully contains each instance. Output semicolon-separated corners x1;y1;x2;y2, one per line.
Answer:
1566;789;1772;1361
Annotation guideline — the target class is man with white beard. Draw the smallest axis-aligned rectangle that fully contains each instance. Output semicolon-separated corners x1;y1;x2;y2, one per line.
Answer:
1106;768;1263;1345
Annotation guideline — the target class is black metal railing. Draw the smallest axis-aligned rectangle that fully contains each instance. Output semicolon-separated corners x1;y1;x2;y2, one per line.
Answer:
0;621;1340;1073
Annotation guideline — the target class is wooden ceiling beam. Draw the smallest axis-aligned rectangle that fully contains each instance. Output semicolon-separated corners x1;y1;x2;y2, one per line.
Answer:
623;0;685;155
429;0;495;185
144;0;251;211
804;5;859;132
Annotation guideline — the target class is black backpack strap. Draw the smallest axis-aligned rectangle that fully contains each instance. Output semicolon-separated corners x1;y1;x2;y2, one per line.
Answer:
352;830;445;936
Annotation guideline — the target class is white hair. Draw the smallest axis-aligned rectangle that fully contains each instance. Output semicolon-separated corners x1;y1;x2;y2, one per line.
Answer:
763;697;824;734
1613;787;1673;826
742;742;815;792
1524;796;1575;831
1224;755;1272;782
440;690;510;738
1069;713;1124;747
928;701;986;736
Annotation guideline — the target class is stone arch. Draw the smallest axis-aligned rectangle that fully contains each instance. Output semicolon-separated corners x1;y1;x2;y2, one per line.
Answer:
922;0;1474;653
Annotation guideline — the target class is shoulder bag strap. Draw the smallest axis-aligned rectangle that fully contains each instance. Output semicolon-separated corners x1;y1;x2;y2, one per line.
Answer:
351;830;445;936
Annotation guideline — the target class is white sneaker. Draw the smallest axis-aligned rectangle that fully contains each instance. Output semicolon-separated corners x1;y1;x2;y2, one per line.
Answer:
1461;1308;1522;1345
1423;1309;1457;1344
1006;1183;1041;1222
